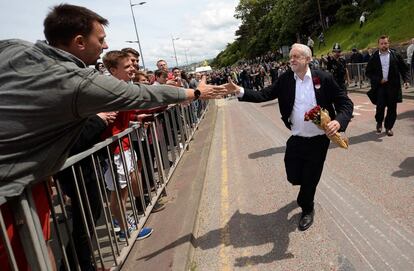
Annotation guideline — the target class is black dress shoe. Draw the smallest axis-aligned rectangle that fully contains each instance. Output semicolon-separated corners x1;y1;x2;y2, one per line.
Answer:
298;210;314;231
386;129;393;136
376;123;382;133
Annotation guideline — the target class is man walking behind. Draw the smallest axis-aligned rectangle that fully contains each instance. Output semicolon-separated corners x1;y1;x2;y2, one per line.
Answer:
407;38;414;84
366;35;410;136
307;36;314;56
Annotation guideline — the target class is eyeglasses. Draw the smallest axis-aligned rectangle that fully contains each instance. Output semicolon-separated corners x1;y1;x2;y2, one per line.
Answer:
289;55;306;60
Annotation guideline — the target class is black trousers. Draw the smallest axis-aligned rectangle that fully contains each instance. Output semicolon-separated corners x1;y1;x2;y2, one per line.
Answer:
375;83;397;130
60;164;102;271
133;139;155;193
284;135;330;213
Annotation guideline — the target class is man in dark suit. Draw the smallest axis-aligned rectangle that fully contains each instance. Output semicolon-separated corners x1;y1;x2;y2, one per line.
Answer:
223;43;353;231
365;35;410;136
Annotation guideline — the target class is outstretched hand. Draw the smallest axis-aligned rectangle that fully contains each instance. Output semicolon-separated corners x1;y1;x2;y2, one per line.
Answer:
221;77;241;95
197;75;228;99
97;111;118;126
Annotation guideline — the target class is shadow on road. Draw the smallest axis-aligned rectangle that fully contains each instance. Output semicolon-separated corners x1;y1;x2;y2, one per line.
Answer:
397;109;414;120
136;201;300;267
248;146;286;159
392;157;414;178
251;130;390;154
261;101;278;107
329;131;386;149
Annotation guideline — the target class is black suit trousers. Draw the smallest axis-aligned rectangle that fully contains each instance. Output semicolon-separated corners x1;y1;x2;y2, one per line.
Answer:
284;135;330;213
60;165;102;271
375;83;397;130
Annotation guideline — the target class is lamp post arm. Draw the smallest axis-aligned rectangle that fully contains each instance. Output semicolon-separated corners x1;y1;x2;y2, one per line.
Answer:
129;0;146;70
172;36;179;67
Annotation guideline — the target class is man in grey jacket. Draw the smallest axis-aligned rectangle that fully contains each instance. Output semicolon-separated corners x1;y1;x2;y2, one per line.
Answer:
0;4;224;202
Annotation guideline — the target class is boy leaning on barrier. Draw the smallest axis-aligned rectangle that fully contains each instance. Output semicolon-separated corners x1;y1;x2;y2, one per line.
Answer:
101;50;153;241
131;71;168;213
0;3;225;269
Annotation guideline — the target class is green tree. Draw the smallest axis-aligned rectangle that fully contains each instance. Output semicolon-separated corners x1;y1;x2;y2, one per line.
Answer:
213;0;352;67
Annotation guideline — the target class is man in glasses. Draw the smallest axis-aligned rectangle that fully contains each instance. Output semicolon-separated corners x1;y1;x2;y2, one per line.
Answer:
222;43;353;231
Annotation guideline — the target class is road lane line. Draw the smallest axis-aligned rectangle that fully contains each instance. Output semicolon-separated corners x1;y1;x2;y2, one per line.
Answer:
219;110;231;271
319;189;377;271
319;190;375;270
320;175;414;268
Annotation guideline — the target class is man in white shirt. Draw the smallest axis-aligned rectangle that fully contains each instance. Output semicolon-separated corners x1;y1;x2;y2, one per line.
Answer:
307;36;314;56
222;44;353;231
407;38;414;83
359;14;365;28
366;35;410;136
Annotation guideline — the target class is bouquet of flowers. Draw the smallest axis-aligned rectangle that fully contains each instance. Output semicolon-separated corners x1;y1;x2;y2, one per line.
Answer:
304;105;349;149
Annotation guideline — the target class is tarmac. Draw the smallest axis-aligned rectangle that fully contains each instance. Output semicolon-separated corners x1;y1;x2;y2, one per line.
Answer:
347;83;414;99
121;103;219;271
121;84;414;270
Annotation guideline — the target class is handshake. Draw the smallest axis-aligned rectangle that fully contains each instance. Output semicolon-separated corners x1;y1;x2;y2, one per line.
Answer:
192;76;241;100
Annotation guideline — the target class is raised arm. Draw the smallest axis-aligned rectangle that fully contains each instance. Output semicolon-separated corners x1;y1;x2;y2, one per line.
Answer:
222;77;279;103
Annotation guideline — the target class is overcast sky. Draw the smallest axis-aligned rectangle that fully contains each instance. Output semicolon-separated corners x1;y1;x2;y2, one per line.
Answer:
0;0;240;70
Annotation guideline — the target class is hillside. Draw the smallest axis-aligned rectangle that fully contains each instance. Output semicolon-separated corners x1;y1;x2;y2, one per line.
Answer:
314;0;414;56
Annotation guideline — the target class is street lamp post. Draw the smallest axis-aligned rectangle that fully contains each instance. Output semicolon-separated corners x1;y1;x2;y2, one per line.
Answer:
171;36;179;67
129;0;146;70
184;48;189;67
317;0;325;31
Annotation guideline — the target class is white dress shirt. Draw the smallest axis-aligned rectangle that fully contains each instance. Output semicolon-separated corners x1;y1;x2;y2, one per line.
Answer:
379;50;390;81
291;68;325;137
237;68;325;137
407;44;414;65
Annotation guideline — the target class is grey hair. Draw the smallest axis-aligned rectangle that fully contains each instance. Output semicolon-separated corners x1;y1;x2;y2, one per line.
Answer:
291;43;313;60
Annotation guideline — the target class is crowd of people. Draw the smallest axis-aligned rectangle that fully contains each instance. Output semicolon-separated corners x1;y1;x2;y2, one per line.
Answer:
1;2;413;271
210;36;414;94
0;4;225;271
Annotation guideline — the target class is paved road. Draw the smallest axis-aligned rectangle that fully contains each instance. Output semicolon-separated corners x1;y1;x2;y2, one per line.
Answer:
191;93;414;270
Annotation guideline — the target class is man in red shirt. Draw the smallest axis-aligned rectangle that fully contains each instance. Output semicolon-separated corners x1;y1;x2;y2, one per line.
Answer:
156;59;174;81
122;47;140;70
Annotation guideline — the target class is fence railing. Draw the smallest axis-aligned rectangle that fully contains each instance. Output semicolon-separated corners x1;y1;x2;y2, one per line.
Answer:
345;61;414;89
346;62;369;88
0;100;208;271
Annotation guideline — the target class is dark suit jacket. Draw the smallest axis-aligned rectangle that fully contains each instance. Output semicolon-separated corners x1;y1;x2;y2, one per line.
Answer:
239;69;353;132
365;49;409;103
56;115;107;197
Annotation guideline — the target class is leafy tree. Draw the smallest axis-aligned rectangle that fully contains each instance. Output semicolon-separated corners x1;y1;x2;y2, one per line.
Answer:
213;0;375;67
336;4;361;24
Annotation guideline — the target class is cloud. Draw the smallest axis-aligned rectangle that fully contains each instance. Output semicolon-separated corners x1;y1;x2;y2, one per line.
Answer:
100;1;241;69
0;0;240;70
169;1;240;65
195;2;239;30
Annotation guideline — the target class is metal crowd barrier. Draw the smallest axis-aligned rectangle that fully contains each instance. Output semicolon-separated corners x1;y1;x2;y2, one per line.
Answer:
347;60;413;88
410;64;414;85
0;100;208;271
346;62;369;88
